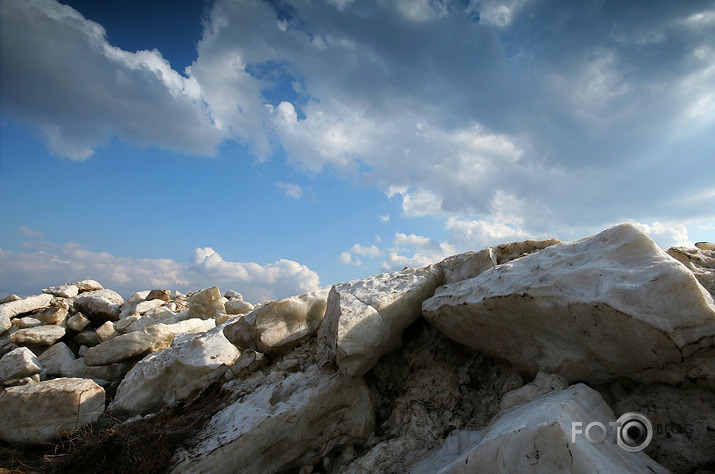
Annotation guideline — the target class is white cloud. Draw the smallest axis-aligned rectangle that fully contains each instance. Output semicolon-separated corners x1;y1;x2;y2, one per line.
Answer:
189;48;273;158
682;8;715;27
379;215;390;224
187;247;320;301
380;186;535;269
2;0;715;241
276;182;303;200
0;243;320;303
338;251;354;265
381;232;455;270
0;0;222;159
271;100;369;174
381;252;433;271
488;190;527;227
446;216;532;249
386;186;408;199
351;243;382;258
394;233;434;248
632;221;692;248
388;187;444;217
17;226;44;239
0;243;189;299
338;242;382;267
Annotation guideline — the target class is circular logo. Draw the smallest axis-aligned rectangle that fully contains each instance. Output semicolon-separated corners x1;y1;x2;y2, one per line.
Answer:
616;412;653;452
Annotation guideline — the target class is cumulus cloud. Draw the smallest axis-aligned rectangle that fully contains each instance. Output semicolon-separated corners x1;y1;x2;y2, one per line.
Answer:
0;243;189;298
378;217;701;274
187;247;320;301
229;0;714;231
0;243;320;302
0;0;221;159
2;0;714;239
445;217;532;249
270;100;367;173
338;251;357;266
338;243;382;267
387;186;444;217
381;232;455;270
352;243;382;258
633;221;692;248
381;185;536;265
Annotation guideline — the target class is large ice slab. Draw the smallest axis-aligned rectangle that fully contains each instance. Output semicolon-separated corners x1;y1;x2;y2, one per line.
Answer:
423;223;715;383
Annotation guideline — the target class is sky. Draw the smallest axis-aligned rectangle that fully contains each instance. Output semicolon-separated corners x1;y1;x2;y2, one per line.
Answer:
1;0;714;302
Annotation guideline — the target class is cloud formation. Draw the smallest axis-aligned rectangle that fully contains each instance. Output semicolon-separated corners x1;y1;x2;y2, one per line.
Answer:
381;232;456;270
2;0;714;242
187;247;320;301
338;243;383;267
377;217;695;272
0;0;220;160
632;221;692;248
276;182;303;200
200;0;715;233
17;226;45;239
0;242;321;302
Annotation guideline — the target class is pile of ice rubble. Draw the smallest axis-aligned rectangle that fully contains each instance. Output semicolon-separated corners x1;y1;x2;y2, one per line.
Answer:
1;223;714;472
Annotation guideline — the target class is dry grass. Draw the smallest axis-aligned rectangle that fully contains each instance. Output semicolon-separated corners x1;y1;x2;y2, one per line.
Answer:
0;381;228;474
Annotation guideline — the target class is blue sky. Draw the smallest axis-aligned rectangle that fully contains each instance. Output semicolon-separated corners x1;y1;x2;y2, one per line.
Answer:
1;0;714;302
